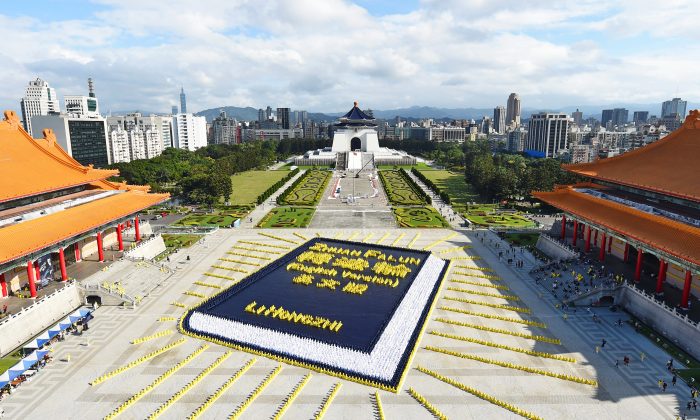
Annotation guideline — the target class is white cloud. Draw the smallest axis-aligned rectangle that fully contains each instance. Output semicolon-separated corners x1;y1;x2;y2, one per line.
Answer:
0;0;698;114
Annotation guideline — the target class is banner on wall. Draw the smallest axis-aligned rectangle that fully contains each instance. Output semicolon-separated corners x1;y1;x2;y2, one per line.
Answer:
37;254;54;286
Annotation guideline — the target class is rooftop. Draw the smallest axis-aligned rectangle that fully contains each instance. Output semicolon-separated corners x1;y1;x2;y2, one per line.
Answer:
0;110;117;204
564;110;700;203
533;186;700;267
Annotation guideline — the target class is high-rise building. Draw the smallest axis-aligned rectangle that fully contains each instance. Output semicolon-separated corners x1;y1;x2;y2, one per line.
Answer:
480;116;492;134
64;95;100;118
276;107;290;129
507;127;527;152
633;111;649;124
601;109;614;127
572;109;583;126
31;114;110;167
612;108;629;126
172;113;207;151
506;93;521;127
661;98;687;118
106;114;169;163
265;106;272;120
298;110;308;126
601;108;627;127
525;113;570;158
258;109;265;123
212;111;238;145
20;77;60;137
493;106;506;134
171;105;178;115
180;87;187;114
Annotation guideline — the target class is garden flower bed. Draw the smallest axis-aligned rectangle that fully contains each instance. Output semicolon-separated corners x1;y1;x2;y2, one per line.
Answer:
257;206;316;228
180;238;449;392
277;170;331;206
379;169;429;206
392;207;449;228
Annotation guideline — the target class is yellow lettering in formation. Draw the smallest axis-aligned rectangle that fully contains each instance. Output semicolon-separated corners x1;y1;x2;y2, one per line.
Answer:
243;301;342;332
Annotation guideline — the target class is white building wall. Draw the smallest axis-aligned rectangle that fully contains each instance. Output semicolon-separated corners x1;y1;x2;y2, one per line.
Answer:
21;78;61;137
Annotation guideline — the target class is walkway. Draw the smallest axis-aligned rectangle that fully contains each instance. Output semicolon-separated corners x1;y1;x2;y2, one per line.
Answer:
239;169;306;228
405;170;466;229
470;229;696;419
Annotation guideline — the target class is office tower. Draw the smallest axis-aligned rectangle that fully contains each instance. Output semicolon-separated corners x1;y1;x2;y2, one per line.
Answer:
63;78;100;118
265;106;272;120
180;87;187;114
601;109;614;127
493;106;506;134
480;116;492;134
507;127;527;152
298;110;308;126
171;105;178;115
20;77;61;137
506;93;521;127
258;109;265;123
633;111;649;124
212;111;238;144
572;109;583;126
172;113;207;151
31;114;110;166
612;108;628;126
661;98;687;118
525;113;570;158
276;107;290;129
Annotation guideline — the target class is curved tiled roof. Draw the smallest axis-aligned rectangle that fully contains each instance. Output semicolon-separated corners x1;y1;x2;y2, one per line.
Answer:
0;110;118;203
564;110;700;202
0;189;169;264
533;186;700;266
341;102;374;121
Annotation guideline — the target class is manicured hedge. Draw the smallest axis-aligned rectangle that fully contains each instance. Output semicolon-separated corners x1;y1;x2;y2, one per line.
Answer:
256;168;299;205
412;168;450;204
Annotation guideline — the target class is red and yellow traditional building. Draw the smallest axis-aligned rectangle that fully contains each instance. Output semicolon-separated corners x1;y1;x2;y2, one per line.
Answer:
534;110;700;308
0;110;169;298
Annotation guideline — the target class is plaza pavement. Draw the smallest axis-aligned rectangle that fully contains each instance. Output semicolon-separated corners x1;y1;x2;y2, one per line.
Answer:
1;226;691;419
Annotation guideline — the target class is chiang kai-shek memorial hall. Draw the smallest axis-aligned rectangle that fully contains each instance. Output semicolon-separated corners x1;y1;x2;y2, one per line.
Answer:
0;110;169;299
534;110;700;309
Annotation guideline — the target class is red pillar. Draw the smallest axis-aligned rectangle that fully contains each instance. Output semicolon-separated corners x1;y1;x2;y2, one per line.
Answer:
0;273;7;297
656;260;667;294
634;249;643;282
572;220;578;247
599;233;606;262
117;224;124;251
27;261;37;298
608;236;613;253
560;215;566;240
681;270;693;308
134;216;141;242
58;248;67;281
594;230;598;246
585;226;591;252
623;243;630;262
74;242;81;262
96;232;105;262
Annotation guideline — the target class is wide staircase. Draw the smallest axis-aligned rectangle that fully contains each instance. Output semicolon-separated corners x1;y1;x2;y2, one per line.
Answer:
360;153;375;172
335;152;347;170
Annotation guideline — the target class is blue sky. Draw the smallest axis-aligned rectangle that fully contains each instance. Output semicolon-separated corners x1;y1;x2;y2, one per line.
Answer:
0;0;698;113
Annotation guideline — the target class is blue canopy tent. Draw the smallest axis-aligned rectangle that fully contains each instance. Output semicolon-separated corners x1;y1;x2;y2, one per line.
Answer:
1;349;51;386
22;309;92;353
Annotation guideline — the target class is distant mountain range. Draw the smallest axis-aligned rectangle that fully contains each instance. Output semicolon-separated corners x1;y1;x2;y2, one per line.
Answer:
193;102;700;123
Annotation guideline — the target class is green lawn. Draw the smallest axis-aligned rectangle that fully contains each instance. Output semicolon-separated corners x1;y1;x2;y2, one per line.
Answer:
230;170;289;205
502;232;540;247
379;170;426;206
463;206;535;228
417;169;477;210
257;207;315;228
162;234;202;249
393;206;449;228
278;170;331;206
0;356;19;374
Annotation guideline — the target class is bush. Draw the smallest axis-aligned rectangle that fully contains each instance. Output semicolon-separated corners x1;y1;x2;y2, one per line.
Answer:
256;168;299;204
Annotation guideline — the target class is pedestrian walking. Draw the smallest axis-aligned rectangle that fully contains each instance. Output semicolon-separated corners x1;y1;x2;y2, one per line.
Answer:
673;375;678;386
693;400;697;410
663;381;668;392
640;352;646;362
615;359;619;368
623;356;630;366
601;338;607;348
595;346;600;354
659;379;664;389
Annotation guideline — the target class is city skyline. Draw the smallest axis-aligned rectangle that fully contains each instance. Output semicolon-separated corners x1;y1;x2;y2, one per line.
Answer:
0;1;699;113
